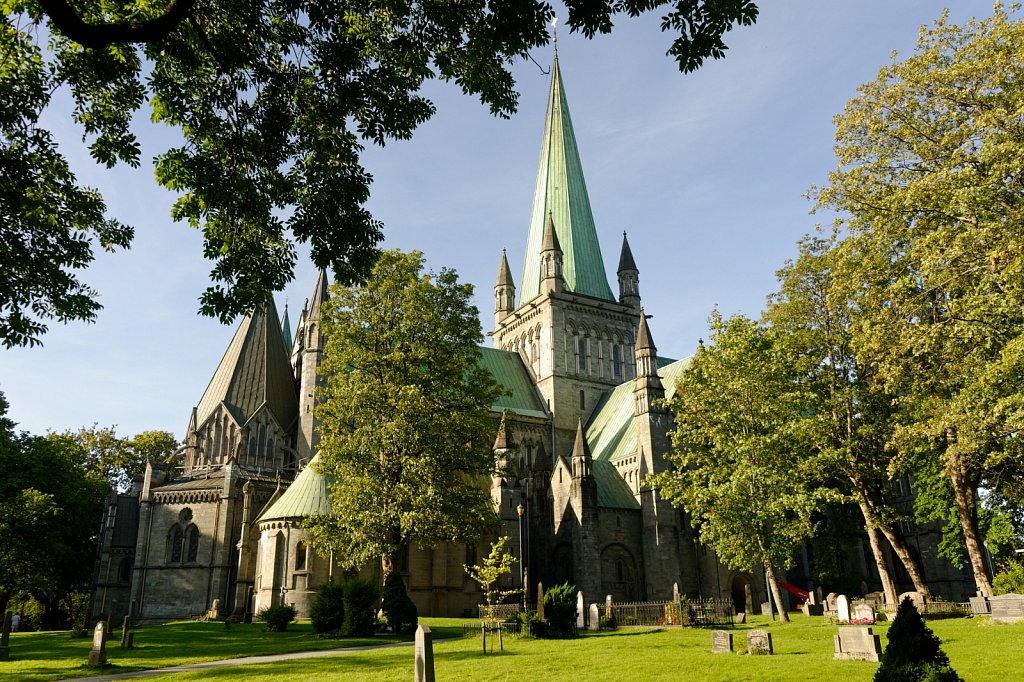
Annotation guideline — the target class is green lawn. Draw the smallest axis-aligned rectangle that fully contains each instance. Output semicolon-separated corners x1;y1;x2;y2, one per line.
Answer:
1;613;1020;681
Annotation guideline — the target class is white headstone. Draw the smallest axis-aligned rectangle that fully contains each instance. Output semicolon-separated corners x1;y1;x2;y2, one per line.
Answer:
836;594;851;623
88;621;107;667
588;603;600;630
576;591;585;629
851;602;875;622
673;583;680;601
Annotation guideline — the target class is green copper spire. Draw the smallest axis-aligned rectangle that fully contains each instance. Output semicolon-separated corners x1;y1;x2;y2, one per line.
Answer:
519;51;614;303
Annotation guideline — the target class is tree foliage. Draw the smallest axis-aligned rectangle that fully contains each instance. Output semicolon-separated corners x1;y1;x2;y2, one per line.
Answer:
874;598;961;682
1;0;757;347
812;4;1024;596
306;249;503;575
464;535;518;620
48;425;179;492
649;312;836;622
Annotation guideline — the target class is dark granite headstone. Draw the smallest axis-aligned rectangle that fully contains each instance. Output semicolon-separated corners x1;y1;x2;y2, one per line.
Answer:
746;629;773;655
711;630;733;653
834;626;882;662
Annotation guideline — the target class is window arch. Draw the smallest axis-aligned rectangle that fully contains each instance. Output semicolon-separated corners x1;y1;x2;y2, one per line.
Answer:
295;541;307;571
118;556;133;583
167;525;184;563
185;524;200;562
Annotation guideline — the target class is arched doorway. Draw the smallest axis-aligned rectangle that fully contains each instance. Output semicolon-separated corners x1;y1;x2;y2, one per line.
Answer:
731;574;753;615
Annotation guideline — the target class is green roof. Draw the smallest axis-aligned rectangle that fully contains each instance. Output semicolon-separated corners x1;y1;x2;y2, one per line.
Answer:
477;347;548;419
258;454;333;522
594;460;640;509
585;357;692;465
519;51;614;303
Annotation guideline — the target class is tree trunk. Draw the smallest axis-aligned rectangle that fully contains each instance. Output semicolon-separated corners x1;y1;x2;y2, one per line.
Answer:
877;526;931;597
863;519;899;606
949;456;993;597
764;562;790;623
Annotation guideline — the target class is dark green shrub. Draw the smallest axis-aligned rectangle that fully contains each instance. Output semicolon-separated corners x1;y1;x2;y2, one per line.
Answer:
599;614;617;630
257;604;296;632
874;598;962;682
381;571;418;634
342;578;379;637
311;582;346;635
542;582;577;638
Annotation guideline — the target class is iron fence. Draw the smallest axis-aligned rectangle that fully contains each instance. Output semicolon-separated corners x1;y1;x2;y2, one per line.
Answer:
611;598;734;628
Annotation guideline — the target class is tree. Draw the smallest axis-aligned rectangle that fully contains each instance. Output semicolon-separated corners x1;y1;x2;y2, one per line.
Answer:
47;425;178;492
2;1;758;348
813;5;1024;597
767;235;932;602
464;535;519;621
306;249;504;580
874;598;962;682
649;313;835;622
0;397;109;621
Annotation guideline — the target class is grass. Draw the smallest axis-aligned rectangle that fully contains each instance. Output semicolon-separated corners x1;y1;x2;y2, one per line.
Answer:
1;613;1020;681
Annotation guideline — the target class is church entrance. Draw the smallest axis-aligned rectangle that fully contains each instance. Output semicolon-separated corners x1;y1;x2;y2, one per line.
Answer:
731;574;753;615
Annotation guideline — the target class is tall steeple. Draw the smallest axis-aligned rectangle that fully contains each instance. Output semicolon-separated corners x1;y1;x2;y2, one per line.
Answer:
519;51;614;304
281;303;293;351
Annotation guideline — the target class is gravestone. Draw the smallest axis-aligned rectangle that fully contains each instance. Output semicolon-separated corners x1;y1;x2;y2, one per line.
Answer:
802;603;824;617
536;583;545;622
588;604;600;631
990;594;1024;624
824;592;838;612
711;630;733;653
576;592;585;629
746;629;773;655
807;590;817;606
760;601;772;617
88;621;107;667
863;592;884;607
119;615;134;648
851;602;875;623
414;624;434;682
898;591;926;609
0;610;11;661
673;583;680;602
836;595;851;623
735;612;746;624
605;595;613;617
968;596;990;615
833;626;882;662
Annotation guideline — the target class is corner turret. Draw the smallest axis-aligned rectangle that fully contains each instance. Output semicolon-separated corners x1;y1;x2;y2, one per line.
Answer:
634;309;666;415
495;249;516;326
541;213;564;295
617;232;641;308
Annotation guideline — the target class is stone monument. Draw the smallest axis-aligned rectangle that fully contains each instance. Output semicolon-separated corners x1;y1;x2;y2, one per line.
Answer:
836;594;851;623
536;582;545;621
834;626;882;662
990;594;1024;623
746;629;773;655
88;621;107;667
851;602;875;623
711;630;733;654
576;592;585;629
588;604;600;631
414;624;434;682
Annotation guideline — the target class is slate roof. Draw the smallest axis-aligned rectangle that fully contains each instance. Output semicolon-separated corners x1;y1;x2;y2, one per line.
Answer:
519;51;615;303
258;454;333;521
194;299;298;431
477;347;548;419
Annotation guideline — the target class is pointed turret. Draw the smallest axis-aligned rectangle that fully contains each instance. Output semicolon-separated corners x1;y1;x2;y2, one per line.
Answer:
617;232;641;308
494;249;516;326
519;51;614;303
634;309;666;415
281;303;293;351
570;419;592;479
297;271;330;459
540;212;565;295
493;410;515;452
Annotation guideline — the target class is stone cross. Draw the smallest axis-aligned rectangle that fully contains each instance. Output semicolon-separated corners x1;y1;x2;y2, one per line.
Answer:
576;592;585;629
834;626;882;662
536;583;545;621
588;604;600;630
711;630;733;654
836;594;851;623
414;624;434;682
0;610;11;661
120;615;134;649
88;621;108;667
746;629;773;655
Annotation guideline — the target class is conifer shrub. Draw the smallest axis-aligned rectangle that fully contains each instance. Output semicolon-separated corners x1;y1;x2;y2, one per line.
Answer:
341;578;379;637
542;582;577;638
874;598;962;682
382;570;418;634
257;604;296;632
310;582;346;635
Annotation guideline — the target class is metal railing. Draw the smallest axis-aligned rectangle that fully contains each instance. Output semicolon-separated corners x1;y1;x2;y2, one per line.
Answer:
611;598;734;628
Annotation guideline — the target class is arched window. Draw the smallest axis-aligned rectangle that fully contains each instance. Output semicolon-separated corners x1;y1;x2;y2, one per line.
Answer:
168;525;184;563
612;345;623;379
186;524;200;562
577;337;588;373
214;420;223;458
295;541;307;571
579;390;586;411
258;423;267;458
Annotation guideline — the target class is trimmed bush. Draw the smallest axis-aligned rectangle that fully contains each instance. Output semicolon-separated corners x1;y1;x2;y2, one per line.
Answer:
310;582;346;635
381;571;418;634
257;604;296;632
342;578;379;637
542;582;577;638
874;598;962;682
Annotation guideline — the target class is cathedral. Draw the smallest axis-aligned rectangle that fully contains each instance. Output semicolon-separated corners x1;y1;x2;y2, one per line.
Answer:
90;51;973;624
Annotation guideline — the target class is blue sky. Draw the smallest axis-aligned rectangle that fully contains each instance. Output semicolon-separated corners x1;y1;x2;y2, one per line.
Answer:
0;1;998;439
